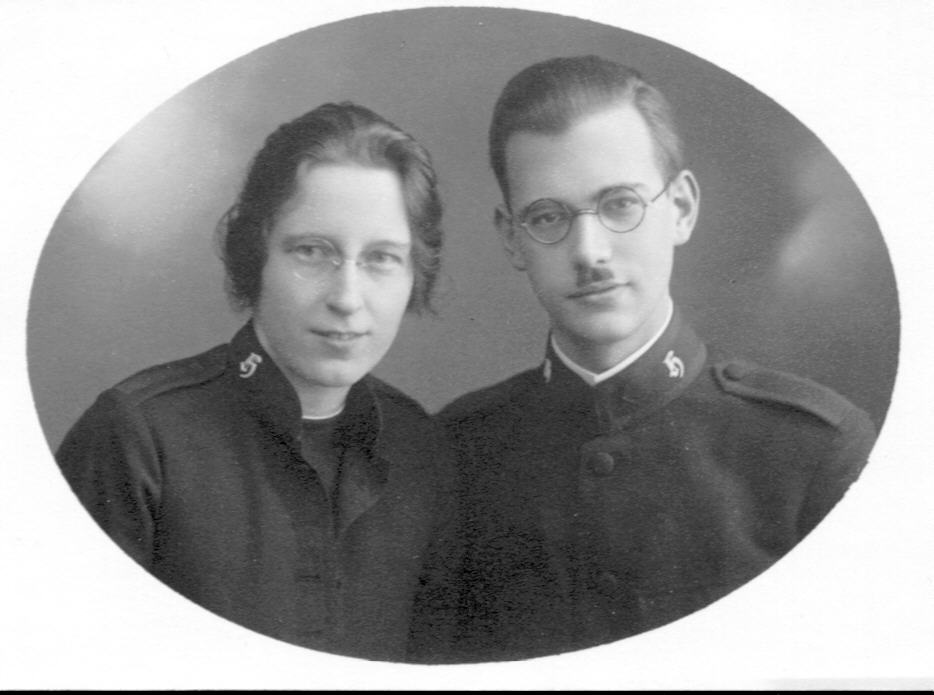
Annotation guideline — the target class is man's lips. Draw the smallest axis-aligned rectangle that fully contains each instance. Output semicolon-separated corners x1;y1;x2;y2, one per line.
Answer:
567;282;627;299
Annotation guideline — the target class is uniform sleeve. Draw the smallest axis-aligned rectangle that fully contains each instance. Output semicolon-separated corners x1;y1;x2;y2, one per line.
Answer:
56;389;162;569
797;404;878;538
405;451;467;664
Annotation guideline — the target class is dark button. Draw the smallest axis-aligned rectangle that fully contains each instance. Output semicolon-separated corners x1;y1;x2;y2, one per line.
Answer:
723;362;749;381
586;451;616;476
595;570;619;595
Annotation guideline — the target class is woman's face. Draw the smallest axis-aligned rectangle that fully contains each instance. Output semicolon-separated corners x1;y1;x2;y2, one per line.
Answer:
253;162;414;403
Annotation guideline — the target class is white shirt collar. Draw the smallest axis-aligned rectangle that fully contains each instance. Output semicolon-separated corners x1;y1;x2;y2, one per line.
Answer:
301;405;345;421
550;299;674;386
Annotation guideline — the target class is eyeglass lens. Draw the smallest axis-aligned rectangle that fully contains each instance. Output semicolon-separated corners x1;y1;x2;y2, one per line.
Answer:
288;238;410;280
520;186;647;243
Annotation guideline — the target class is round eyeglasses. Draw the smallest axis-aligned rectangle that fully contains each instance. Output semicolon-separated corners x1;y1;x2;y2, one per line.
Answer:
511;178;673;245
285;237;412;281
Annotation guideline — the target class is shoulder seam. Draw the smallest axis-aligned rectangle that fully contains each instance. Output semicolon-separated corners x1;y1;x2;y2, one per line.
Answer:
712;359;859;428
110;343;229;407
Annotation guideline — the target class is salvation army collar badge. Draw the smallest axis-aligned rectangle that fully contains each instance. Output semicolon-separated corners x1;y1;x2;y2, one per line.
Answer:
663;350;684;378
239;352;263;378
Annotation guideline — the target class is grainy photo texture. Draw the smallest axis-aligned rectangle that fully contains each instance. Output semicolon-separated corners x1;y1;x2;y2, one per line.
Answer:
27;7;897;665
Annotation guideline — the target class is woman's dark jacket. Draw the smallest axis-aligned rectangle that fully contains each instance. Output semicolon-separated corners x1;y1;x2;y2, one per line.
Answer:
57;323;460;662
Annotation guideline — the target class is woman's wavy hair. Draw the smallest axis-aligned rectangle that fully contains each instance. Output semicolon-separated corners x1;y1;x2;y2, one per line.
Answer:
219;102;443;313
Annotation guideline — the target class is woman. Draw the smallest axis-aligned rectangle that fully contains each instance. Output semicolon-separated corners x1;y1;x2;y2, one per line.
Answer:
56;102;458;662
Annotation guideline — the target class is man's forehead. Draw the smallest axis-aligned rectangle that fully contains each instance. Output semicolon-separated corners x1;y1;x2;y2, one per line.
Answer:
506;101;654;156
503;102;662;203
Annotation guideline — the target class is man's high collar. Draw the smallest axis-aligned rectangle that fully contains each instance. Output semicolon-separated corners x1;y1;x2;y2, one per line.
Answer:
541;307;707;431
550;299;674;386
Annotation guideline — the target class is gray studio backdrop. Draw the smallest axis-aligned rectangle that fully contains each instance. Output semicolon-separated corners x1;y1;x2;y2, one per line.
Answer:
29;7;898;451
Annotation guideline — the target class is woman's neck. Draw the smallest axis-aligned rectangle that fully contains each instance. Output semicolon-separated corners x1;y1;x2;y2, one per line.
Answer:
297;386;350;420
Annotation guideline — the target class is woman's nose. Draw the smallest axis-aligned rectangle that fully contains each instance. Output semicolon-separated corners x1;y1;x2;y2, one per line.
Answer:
324;261;365;315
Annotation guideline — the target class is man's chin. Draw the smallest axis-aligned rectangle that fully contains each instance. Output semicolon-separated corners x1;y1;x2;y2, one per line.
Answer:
560;319;642;350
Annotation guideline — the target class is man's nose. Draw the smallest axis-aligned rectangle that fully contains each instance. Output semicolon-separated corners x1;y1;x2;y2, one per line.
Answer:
325;261;365;315
567;212;613;267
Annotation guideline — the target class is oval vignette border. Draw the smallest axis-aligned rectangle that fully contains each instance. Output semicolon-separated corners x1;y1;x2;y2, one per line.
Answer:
5;1;929;690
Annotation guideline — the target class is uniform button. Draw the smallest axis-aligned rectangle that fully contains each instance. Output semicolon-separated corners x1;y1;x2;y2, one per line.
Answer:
587;451;616;476
723;362;749;381
595;570;619;595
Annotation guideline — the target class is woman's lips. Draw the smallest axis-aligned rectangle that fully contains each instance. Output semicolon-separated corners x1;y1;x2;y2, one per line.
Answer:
311;329;368;343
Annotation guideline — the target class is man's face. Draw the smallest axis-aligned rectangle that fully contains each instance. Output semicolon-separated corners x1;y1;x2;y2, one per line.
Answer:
253;162;414;403
497;102;698;372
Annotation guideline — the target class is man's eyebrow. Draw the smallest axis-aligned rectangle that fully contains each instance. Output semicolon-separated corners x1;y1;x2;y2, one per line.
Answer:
366;239;412;250
594;182;651;198
521;182;650;209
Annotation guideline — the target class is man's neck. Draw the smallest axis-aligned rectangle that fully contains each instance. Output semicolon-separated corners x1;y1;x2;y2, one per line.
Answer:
552;300;674;386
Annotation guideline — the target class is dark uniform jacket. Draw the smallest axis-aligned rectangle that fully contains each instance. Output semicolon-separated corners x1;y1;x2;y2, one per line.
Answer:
57;322;460;662
440;309;877;662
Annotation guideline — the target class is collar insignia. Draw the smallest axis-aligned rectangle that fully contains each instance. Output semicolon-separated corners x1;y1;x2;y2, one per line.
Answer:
663;350;684;379
239;352;263;379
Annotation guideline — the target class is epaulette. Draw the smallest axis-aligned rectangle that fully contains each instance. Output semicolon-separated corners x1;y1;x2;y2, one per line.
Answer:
110;343;229;407
713;359;856;428
436;367;540;423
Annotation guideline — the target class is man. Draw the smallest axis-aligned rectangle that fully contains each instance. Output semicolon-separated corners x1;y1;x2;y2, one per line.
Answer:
440;56;877;661
56;102;458;662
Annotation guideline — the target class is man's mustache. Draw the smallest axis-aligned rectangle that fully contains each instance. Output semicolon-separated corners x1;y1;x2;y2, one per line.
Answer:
575;264;616;287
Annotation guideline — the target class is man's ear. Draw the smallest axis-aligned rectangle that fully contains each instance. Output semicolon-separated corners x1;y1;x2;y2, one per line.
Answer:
669;169;700;246
495;205;527;271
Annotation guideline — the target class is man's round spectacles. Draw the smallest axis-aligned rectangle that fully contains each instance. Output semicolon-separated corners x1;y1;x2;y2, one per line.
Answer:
512;178;673;245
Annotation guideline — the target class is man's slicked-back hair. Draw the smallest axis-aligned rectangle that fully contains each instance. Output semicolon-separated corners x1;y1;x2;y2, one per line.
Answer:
219;101;443;313
489;55;684;202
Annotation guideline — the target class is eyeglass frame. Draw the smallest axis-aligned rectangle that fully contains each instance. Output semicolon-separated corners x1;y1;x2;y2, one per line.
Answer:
282;236;413;281
507;175;676;245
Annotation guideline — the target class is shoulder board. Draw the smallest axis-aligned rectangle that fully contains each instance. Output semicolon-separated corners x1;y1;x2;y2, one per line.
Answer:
110;343;229;406
437;367;540;423
713;359;857;428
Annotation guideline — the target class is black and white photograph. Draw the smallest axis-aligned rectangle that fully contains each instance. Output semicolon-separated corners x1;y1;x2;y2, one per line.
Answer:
2;0;932;690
